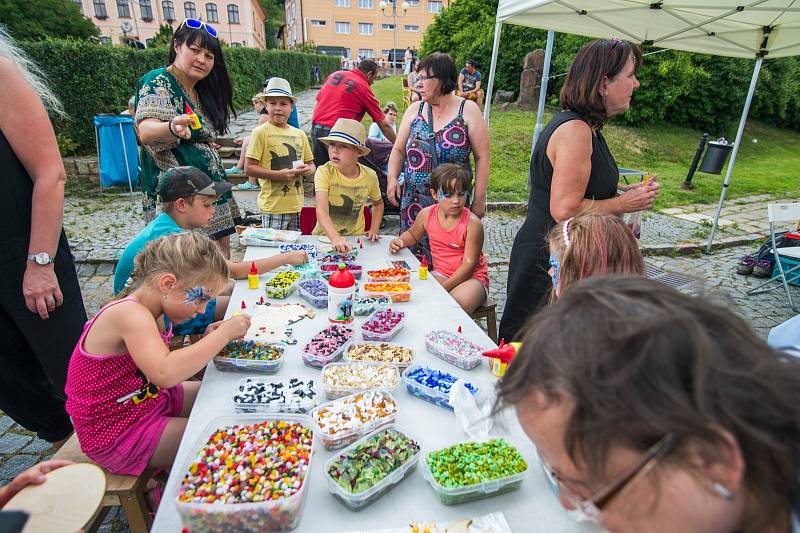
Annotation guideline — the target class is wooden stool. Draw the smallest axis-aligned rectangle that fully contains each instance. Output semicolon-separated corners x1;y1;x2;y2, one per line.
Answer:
469;299;498;344
52;434;153;533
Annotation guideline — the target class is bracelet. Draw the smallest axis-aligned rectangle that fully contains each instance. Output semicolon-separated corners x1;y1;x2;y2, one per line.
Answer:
167;117;180;139
404;230;418;246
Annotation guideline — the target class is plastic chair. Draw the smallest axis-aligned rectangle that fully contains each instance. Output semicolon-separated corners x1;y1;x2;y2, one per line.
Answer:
746;202;800;312
299;206;372;236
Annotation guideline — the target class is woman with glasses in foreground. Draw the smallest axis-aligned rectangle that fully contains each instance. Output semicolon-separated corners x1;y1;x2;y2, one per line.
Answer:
496;276;800;533
135;19;240;258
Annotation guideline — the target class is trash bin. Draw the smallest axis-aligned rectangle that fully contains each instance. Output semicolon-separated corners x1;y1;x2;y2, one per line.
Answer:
93;114;140;191
698;140;734;174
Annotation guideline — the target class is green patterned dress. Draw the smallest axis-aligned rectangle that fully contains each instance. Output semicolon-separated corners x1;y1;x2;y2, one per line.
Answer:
135;67;241;239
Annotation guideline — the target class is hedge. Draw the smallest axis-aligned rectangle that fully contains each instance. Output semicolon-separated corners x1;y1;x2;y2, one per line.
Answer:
19;39;339;154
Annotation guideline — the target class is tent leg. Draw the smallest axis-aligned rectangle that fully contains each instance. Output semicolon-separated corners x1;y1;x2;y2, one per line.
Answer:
119;124;134;194
95;123;103;192
483;21;503;123
705;57;762;253
530;30;555;189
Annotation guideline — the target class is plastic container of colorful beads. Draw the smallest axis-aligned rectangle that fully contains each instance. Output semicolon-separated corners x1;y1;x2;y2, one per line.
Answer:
324;425;422;510
423;330;484;370
213;340;285;374
174;413;315;531
310;390;399;450
320;361;400;400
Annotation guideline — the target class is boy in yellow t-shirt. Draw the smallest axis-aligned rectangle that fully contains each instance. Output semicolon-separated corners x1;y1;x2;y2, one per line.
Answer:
314;118;384;253
245;78;315;230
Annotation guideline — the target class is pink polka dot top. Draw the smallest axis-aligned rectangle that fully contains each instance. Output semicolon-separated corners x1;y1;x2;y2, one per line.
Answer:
65;296;173;453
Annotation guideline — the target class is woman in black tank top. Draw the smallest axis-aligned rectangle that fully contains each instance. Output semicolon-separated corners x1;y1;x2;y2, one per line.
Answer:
499;39;660;341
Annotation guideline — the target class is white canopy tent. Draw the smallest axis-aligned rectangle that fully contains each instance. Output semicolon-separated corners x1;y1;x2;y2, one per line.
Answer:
482;1;800;251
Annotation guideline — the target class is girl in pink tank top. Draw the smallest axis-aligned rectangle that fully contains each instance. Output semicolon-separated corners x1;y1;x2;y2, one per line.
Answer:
64;233;250;475
389;163;488;313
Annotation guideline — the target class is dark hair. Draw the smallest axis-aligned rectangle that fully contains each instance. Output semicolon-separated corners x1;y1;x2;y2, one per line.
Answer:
496;276;800;528
560;39;642;129
416;52;457;95
358;59;379;75
169;25;235;134
466;59;476;67
429;163;470;195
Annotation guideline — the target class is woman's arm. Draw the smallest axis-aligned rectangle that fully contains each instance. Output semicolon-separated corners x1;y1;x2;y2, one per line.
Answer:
387;101;419;205
137;116;192;145
463;100;489;218
441;215;484;292
0;59;66;320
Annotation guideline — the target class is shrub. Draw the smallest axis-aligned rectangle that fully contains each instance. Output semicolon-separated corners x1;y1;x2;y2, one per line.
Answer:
19;39;339;154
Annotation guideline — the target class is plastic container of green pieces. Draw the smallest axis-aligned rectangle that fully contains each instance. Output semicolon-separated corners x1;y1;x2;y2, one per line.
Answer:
264;271;301;299
324;425;421;510
422;439;528;505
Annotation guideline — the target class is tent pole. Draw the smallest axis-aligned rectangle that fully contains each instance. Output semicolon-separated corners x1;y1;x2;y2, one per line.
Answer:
530;30;555;188
705;57;762;253
483;21;503;122
119;123;134;194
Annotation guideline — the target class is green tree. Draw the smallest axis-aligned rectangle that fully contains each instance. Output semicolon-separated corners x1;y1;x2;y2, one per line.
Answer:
150;23;175;48
257;0;284;49
0;0;99;41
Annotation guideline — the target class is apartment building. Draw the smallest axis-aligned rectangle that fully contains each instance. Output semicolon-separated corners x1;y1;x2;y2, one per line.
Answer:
284;0;446;60
71;0;267;48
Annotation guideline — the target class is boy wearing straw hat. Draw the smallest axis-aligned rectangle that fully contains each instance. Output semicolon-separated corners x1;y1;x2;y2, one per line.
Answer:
314;118;384;253
245;78;315;230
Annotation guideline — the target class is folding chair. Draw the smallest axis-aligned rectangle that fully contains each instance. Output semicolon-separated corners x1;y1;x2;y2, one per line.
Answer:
746;202;800;312
401;78;412;112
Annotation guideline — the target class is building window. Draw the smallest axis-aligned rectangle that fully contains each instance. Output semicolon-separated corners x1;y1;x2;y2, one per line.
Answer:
335;21;350;34
73;0;84;14
358;22;373;35
183;1;196;17
231;42;242;47
115;0;129;16
93;0;108;18
139;0;153;20
381;48;392;57
381;23;394;30
427;0;441;13
310;19;327;26
162;0;176;20
357;0;372;8
100;36;112;45
334;0;350;7
227;4;239;23
406;0;418;5
206;2;218;21
404;24;419;32
358;48;373;58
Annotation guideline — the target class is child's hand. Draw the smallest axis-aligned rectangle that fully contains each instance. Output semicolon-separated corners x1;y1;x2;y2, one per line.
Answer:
389;237;404;254
332;236;352;253
233;137;244;146
284;251;308;265
296;163;313;176
204;321;222;336
365;229;381;242
220;314;251;339
282;168;297;180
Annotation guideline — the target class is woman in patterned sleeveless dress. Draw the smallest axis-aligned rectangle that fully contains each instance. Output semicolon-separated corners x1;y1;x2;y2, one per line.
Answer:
387;52;489;266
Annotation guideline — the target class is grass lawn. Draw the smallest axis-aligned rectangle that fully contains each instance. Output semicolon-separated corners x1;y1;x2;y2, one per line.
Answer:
367;76;800;209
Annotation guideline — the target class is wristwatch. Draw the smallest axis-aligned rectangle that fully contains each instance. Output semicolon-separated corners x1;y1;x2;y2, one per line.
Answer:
27;252;55;265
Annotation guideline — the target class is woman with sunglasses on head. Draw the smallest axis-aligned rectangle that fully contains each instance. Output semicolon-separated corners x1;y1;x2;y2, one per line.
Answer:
499;39;661;342
386;52;490;267
135;19;239;258
497;276;800;533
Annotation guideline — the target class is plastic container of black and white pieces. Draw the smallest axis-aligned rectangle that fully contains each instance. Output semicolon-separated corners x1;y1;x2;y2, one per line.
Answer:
231;377;319;414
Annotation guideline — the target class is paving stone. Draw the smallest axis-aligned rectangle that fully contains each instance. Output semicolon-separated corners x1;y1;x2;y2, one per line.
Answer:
0;454;38;481
0;433;32;453
22;438;53;454
95;263;115;275
0;416;13;434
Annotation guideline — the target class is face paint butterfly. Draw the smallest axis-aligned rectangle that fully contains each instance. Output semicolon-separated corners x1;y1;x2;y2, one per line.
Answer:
184;286;211;304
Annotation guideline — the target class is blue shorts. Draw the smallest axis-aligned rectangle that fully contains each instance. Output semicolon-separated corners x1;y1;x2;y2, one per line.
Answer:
168;298;218;336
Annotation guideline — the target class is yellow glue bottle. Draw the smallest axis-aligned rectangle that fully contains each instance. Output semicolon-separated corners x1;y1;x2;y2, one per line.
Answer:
247;262;259;290
185;102;201;130
419;256;428;280
481;340;522;378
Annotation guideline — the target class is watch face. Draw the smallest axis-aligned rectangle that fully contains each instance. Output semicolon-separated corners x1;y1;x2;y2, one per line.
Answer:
35;253;50;265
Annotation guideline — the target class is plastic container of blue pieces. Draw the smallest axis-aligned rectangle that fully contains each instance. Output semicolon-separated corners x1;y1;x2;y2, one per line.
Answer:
297;279;328;308
279;243;318;258
402;364;478;410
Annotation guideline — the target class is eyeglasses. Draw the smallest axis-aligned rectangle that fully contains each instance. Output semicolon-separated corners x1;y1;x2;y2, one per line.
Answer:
542;433;676;523
417;74;437;82
178;18;218;39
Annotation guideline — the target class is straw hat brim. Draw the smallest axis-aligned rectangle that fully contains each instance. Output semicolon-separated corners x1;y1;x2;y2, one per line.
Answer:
319;135;370;156
257;91;297;103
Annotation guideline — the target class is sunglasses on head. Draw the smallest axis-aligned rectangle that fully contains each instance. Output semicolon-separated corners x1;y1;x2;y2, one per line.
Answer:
178;18;218;39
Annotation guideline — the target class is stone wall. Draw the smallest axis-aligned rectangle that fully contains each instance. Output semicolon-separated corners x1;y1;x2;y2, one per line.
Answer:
63;156;99;182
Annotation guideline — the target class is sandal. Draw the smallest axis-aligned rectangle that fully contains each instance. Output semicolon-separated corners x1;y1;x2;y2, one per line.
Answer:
753;259;774;278
737;255;756;275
